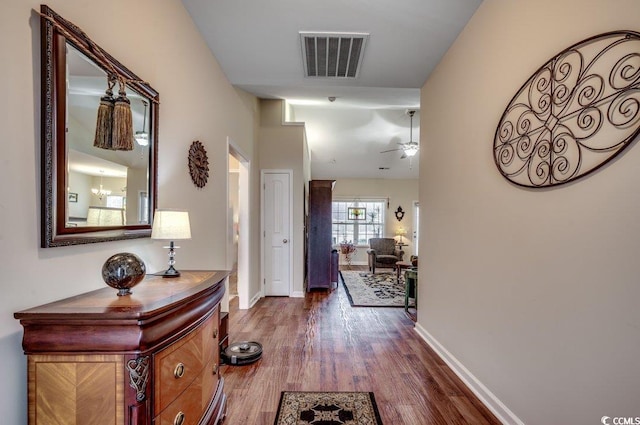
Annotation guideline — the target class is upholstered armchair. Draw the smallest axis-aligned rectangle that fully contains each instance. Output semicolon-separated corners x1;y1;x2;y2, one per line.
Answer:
366;238;404;273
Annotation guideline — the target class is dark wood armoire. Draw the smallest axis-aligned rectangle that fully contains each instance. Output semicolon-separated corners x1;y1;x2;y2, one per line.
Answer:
306;180;336;290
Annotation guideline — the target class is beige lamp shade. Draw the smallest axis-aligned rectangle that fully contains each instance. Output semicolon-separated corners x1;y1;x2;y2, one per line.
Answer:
395;227;407;237
151;210;191;240
395;227;407;245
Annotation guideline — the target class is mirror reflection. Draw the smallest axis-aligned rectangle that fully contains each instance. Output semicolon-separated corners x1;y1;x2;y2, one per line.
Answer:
66;43;151;228
41;5;158;247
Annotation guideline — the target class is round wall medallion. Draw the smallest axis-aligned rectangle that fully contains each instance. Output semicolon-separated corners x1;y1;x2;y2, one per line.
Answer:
188;140;209;188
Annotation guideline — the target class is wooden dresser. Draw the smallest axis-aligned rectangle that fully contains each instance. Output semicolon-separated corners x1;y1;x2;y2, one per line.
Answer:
14;270;227;425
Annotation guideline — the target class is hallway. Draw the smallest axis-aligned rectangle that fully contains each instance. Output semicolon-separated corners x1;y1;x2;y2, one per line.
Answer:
220;280;500;424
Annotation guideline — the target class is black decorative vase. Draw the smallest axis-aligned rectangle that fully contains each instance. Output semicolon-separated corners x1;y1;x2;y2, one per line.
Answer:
101;252;146;296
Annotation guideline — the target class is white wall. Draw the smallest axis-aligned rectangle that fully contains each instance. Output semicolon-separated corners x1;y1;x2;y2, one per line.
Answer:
67;171;91;218
333;178;418;264
418;1;640;424
0;1;260;423
259;99;307;296
125;167;149;225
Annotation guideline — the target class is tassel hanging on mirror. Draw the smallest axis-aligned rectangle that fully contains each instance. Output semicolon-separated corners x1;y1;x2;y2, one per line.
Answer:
111;79;134;151
93;78;115;150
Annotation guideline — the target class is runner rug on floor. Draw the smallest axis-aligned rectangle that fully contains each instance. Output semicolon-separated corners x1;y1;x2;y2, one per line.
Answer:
340;270;407;307
274;391;383;425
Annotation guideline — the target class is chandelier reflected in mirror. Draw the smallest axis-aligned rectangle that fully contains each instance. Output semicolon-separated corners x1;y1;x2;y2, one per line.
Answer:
91;171;112;200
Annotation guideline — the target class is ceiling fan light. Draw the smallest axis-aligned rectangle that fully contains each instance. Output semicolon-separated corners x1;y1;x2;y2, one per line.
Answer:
135;131;149;146
404;145;418;157
403;110;419;158
135;100;149;146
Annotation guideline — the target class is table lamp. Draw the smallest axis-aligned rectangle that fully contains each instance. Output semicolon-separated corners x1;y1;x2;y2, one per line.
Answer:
395;227;407;245
151;209;191;278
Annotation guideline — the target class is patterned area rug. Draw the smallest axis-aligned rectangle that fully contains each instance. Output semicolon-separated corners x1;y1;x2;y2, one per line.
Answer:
274;391;383;425
340;270;408;307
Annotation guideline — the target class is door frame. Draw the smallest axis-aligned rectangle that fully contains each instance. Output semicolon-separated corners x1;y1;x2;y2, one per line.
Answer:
260;169;294;297
412;200;419;257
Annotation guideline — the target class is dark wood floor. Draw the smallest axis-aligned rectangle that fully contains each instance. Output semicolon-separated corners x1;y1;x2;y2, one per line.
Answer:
220;272;500;425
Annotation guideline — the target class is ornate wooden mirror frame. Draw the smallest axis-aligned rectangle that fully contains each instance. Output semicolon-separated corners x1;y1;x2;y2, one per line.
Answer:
40;5;159;247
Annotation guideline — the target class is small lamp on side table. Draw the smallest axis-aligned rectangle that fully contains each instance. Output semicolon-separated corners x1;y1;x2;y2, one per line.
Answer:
151;209;191;278
395;227;408;248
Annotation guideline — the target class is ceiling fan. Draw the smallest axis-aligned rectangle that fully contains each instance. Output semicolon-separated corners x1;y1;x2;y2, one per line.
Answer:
380;110;419;159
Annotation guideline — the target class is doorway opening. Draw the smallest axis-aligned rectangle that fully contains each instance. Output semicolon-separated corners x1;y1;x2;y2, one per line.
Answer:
228;140;250;309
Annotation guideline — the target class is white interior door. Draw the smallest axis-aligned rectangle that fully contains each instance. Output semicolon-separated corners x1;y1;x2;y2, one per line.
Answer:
263;172;291;296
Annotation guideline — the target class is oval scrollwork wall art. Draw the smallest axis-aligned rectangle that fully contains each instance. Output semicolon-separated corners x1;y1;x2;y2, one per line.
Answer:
188;140;209;188
494;31;640;188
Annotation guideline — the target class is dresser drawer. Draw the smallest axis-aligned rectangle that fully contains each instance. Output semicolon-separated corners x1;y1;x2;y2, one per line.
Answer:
155;359;218;425
154;313;216;414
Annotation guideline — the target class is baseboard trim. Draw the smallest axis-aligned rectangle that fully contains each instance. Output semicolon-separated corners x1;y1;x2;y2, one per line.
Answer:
290;290;305;298
414;324;524;425
248;292;262;309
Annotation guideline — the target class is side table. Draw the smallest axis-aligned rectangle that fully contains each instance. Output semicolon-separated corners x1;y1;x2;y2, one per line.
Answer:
405;268;418;320
395;261;413;284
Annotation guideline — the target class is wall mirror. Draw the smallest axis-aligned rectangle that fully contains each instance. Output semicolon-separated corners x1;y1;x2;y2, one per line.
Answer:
41;5;158;247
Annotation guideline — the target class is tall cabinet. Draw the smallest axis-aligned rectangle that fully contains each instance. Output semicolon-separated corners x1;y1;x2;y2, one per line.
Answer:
306;180;336;290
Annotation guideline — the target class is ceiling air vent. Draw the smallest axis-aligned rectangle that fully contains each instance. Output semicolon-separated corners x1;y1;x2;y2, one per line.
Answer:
300;32;369;78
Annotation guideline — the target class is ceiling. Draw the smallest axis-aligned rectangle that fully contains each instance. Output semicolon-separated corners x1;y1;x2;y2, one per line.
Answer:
182;0;482;179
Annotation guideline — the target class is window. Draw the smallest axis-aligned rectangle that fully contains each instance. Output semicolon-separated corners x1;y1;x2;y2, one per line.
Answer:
106;195;125;209
332;200;386;246
138;191;149;224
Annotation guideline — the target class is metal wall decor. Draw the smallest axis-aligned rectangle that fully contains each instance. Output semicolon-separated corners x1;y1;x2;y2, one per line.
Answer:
494;31;640;187
188;140;209;188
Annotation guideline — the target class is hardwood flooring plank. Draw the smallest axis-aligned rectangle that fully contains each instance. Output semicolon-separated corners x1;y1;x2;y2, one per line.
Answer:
451;396;496;425
395;403;450;425
220;279;501;425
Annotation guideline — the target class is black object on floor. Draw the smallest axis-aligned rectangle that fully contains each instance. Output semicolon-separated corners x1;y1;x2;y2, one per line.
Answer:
221;341;263;365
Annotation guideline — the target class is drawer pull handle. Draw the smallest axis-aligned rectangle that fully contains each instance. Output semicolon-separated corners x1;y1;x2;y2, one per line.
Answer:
174;411;185;425
213;363;218;375
174;363;185;379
